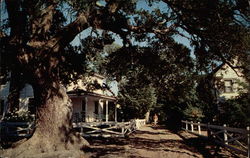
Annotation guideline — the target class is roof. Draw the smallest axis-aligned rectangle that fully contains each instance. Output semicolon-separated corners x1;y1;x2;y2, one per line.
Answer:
67;89;117;101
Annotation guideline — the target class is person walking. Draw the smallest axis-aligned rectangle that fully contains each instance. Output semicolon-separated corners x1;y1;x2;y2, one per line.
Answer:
153;114;158;126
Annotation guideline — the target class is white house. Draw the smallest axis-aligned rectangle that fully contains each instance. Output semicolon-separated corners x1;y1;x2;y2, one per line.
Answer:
0;74;118;122
214;63;247;100
67;73;118;123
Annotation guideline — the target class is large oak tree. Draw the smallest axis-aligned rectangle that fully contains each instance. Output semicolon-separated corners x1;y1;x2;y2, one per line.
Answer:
0;0;249;157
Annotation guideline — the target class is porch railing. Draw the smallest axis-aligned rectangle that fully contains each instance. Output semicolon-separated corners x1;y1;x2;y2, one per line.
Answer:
0;121;35;140
72;112;109;123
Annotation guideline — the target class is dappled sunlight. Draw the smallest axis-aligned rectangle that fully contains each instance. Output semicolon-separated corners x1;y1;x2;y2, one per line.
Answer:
84;125;240;157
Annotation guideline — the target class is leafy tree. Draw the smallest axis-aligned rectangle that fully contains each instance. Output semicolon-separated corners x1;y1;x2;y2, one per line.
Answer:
183;104;204;122
217;93;250;128
0;0;249;156
118;75;157;120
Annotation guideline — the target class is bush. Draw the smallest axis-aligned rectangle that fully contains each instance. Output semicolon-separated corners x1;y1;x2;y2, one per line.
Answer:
3;109;35;122
183;105;204;122
217;93;250;128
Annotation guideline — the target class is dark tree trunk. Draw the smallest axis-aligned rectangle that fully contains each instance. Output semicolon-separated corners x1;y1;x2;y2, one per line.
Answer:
7;70;23;113
31;83;83;151
3;76;88;157
3;1;91;157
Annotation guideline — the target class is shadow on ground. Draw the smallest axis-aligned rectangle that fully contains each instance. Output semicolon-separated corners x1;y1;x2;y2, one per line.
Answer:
177;132;242;158
84;125;239;158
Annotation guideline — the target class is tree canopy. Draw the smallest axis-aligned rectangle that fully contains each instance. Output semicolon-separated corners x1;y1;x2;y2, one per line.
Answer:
0;0;249;157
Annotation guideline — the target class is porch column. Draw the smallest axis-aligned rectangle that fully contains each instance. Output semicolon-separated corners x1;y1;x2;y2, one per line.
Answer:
98;99;101;121
85;97;88;122
106;100;109;122
115;103;117;122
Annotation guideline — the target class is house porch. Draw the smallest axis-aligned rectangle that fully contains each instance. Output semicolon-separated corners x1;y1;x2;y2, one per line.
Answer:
69;94;117;123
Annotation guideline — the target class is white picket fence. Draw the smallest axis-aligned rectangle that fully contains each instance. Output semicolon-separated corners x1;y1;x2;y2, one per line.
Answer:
135;119;146;129
73;119;146;137
181;120;250;157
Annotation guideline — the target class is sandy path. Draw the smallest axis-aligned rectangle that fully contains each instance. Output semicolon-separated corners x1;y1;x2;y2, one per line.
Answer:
84;125;238;158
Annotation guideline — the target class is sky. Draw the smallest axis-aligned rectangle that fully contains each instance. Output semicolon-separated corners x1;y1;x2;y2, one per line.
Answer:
70;0;195;96
0;0;194;96
71;0;194;50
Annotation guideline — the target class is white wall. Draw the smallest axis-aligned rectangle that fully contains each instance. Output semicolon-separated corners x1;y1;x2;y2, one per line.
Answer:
71;96;111;122
0;82;10;100
0;82;34;111
215;64;247;99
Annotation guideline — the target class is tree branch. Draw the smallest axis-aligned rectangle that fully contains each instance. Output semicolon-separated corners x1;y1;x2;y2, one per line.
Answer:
5;0;24;42
126;23;177;35
45;12;89;52
30;3;57;39
153;24;177;34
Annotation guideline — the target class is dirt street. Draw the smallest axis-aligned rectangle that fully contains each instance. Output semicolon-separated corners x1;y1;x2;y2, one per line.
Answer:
84;125;239;158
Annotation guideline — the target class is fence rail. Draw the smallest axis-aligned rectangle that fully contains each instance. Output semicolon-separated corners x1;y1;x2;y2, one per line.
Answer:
135;119;146;129
73;119;146;137
181;120;250;157
0;122;35;139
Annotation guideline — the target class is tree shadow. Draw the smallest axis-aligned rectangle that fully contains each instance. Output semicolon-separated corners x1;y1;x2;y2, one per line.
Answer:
85;145;125;158
150;125;239;158
84;132;200;157
84;125;240;158
84;137;129;157
163;148;200;158
177;133;243;158
151;125;170;130
133;130;172;135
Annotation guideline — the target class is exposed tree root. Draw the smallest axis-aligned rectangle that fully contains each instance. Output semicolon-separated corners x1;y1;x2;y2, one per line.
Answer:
1;132;89;158
1;86;89;158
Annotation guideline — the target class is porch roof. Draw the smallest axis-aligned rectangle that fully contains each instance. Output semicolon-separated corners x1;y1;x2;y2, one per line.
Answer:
67;89;117;101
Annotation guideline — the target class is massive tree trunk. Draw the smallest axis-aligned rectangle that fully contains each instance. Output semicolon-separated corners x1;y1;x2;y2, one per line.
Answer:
4;81;89;157
3;1;91;157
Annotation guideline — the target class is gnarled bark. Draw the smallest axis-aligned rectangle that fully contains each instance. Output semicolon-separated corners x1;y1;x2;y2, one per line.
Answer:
3;83;89;158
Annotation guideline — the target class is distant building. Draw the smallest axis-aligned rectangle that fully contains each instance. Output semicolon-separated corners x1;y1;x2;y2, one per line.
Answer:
0;73;118;122
214;63;247;101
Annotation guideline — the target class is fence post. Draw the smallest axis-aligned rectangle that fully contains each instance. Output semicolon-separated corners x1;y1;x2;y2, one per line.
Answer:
185;121;188;131
135;119;139;129
80;126;83;134
121;119;125;134
207;122;211;137
198;122;201;135
122;126;125;134
191;121;194;132
223;124;228;145
247;126;250;158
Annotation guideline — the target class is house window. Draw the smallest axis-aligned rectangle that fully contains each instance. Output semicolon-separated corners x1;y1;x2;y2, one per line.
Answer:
103;101;106;115
81;100;86;122
224;80;233;93
94;101;99;114
28;98;36;114
0;100;4;115
82;99;86;112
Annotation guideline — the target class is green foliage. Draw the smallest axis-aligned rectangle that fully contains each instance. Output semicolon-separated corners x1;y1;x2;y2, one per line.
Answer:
1;0;249;127
3;110;35;122
118;78;157;120
217;94;250;128
183;104;204;122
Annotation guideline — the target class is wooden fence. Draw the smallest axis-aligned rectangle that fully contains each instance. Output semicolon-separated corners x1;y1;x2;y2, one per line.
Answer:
135;119;146;129
0;122;35;139
181;120;250;158
73;119;146;137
